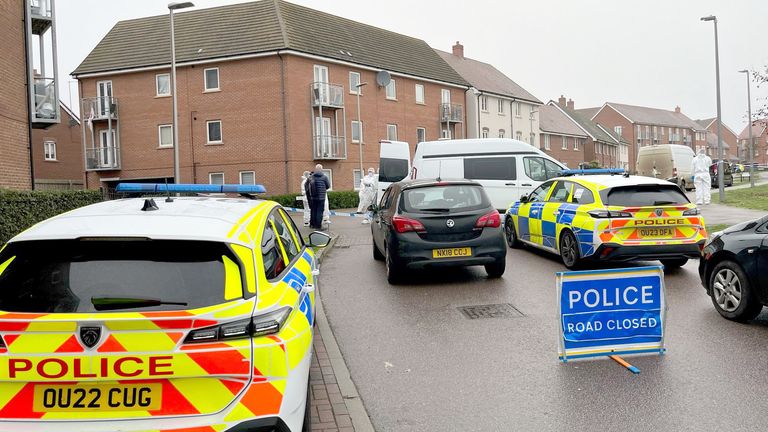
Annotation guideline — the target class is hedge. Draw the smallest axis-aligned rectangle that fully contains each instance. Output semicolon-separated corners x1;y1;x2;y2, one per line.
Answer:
266;190;359;210
0;189;103;243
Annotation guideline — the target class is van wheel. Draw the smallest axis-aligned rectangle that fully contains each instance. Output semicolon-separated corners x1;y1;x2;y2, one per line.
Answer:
504;218;519;248
559;231;581;269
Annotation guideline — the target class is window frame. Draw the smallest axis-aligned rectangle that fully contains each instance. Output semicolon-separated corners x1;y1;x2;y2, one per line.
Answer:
322;169;333;190
385;79;397;100
387;124;398;140
562;136;568;150
515;101;522;117
239;170;255;185
351;120;363;143
516;131;522;141
155;73;170;97
352;169;362;191
498;129;505;138
415;84;425;104
158;124;173;148
574;138;580;151
349;71;361;95
498;99;505;115
204;67;220;92
544;134;550;150
43;140;56;161
480;95;488;112
209;172;224;185
482;128;489;139
416;127;426;143
206;120;223;144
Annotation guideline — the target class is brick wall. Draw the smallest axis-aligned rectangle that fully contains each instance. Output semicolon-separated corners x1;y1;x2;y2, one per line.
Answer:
0;0;32;190
540;133;585;168
79;53;467;194
592;106;635;170
31;106;83;185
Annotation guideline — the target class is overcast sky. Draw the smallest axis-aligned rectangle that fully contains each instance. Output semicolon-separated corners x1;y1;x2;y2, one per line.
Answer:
56;0;768;133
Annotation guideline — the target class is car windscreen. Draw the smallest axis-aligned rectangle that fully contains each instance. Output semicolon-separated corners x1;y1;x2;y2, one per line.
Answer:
0;239;240;313
401;184;489;213
379;157;410;183
601;184;689;207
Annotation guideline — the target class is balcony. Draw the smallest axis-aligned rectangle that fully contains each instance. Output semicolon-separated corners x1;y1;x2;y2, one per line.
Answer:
440;103;463;123
29;0;53;34
311;82;344;108
313;135;346;160
81;96;119;121
85;146;120;171
32;77;58;123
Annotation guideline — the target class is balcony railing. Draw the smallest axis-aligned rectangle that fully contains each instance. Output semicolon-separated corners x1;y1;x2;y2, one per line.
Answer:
85;146;121;171
440;103;463;123
32;77;58;122
313;135;346;160
82;96;119;121
29;0;52;19
311;82;344;108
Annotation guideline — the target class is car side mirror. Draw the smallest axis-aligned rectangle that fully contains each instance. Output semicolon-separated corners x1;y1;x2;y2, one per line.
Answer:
308;231;332;248
519;194;529;204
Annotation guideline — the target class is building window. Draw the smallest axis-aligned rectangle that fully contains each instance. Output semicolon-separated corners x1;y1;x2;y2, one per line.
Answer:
653;126;658;139
415;84;425;104
204;68;220;91
482;128;489;139
614;126;622;136
349;72;361;94
351;120;362;143
498;99;505;114
387;124;397;140
156;74;170;96
441;89;451;104
441;129;451;139
207;120;223;144
240;171;255;185
574;138;580;151
416;127;426;143
515;102;521;117
562;136;568;150
480;96;488;112
544;134;550;150
352;169;362;191
385;79;396;100
498;129;505;138
43;140;56;161
209;172;224;185
636;125;642;139
322;169;333;190
516;131;522;141
158;124;173;147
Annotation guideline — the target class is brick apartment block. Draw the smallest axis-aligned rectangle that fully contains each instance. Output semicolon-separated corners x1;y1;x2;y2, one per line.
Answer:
73;0;469;194
695;117;739;160
31;103;84;189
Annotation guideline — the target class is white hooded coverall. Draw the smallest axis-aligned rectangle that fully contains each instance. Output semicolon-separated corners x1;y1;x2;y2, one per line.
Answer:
300;173;311;226
691;151;712;205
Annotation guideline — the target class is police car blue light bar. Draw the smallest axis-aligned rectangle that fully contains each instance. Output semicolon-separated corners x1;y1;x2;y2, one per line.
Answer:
116;183;267;194
560;168;626;176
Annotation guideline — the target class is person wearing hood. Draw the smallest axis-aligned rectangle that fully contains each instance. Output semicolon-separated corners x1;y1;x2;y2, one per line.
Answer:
357;167;377;224
691;148;712;205
300;171;311;226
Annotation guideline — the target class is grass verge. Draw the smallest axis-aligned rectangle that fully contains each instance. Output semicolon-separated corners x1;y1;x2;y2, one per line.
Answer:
715;183;768;211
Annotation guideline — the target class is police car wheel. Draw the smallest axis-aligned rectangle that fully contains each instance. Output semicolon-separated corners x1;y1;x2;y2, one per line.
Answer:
709;261;762;321
302;380;311;432
504;218;519;249
559;231;581;269
660;258;688;269
373;241;385;261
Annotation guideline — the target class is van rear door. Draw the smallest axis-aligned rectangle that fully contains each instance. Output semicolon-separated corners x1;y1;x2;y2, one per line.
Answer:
462;156;519;211
378;140;411;204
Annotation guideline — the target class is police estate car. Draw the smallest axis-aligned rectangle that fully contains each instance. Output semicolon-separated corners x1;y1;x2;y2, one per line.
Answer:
504;170;707;269
0;184;329;432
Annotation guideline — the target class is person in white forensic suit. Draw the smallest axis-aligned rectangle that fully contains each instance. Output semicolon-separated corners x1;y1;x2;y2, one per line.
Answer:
357;168;377;224
691;148;712;205
300;171;311;226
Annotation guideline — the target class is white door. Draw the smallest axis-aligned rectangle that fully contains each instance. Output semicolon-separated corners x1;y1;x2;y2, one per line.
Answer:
96;80;112;117
314;117;332;157
313;65;329;105
99;129;116;168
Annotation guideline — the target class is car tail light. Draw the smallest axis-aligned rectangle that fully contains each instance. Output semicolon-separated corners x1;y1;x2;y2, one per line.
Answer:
475;211;501;228
184;306;292;343
588;210;632;218
392;216;426;233
682;208;700;216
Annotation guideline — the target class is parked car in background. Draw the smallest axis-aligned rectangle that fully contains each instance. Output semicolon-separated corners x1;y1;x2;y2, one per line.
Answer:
636;144;695;191
371;179;506;284
411;138;566;211
710;162;734;187
700;216;768;321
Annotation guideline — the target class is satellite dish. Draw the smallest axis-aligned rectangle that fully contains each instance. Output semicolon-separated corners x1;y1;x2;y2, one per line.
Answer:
376;70;391;87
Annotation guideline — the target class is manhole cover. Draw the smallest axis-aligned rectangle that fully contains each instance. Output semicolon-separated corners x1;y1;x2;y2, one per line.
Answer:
457;303;524;319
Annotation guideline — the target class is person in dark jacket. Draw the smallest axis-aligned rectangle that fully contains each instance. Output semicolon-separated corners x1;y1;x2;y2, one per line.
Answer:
308;164;331;229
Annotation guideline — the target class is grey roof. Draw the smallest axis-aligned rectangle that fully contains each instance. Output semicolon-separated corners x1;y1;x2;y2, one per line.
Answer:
556;103;620;145
604;102;705;130
695;118;716;129
539;104;587;137
738;120;767;140
435;49;541;104
575;107;600;120
72;1;468;86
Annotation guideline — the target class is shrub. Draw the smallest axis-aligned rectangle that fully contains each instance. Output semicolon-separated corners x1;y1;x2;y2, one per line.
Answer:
265;191;359;210
0;189;103;243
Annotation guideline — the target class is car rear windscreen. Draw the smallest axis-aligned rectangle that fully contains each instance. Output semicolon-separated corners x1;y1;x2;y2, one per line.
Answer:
0;239;238;313
379;157;410;183
601;184;689;207
401;184;490;213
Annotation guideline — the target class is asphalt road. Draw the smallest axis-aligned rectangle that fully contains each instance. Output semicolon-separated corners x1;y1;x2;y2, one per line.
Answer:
318;221;768;432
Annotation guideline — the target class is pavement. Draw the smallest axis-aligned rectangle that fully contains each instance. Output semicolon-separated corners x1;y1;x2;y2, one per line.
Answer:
685;180;768;226
313;209;768;432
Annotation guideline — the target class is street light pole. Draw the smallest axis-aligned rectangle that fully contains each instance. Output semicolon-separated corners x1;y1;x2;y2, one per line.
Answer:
739;69;755;188
701;15;725;202
168;2;194;184
355;82;368;181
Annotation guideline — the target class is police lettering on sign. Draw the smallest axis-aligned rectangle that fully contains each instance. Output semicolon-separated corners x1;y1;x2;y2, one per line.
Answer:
557;266;666;361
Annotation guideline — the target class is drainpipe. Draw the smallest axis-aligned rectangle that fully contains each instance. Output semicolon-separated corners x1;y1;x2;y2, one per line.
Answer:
190;110;197;183
476;92;481;138
278;52;289;193
22;3;35;190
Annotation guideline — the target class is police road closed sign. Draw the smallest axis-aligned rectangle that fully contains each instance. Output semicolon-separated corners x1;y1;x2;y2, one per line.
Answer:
557;266;666;361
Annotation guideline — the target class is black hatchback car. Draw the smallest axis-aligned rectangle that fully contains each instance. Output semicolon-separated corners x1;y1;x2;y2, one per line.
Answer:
699;215;768;321
371;179;506;284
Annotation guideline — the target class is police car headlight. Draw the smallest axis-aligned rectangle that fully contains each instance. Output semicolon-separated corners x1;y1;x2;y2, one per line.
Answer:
184;306;293;343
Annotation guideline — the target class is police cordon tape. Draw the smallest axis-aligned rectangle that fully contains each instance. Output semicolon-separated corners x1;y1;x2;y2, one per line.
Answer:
282;206;367;218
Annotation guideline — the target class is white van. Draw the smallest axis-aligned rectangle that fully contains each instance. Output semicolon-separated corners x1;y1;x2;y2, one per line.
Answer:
377;140;412;203
636;144;695;190
411;138;566;210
